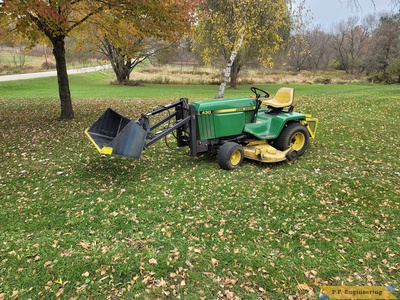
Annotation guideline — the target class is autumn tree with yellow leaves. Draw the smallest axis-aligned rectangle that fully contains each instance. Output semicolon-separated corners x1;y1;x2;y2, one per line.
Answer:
78;1;198;85
0;0;198;119
193;0;295;98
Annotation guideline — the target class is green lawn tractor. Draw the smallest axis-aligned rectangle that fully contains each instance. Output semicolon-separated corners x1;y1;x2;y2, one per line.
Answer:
85;87;318;170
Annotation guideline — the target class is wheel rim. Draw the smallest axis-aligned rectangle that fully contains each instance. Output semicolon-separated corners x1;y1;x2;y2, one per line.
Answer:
230;150;242;166
290;132;306;151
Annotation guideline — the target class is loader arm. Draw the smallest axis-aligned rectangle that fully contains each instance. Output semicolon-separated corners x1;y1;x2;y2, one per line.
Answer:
144;115;193;147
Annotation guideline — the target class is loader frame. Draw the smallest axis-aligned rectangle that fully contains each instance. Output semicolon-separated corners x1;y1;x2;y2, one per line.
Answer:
85;98;200;159
140;98;198;156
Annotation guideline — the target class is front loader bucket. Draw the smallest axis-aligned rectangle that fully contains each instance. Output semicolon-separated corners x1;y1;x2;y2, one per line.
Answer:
85;108;147;159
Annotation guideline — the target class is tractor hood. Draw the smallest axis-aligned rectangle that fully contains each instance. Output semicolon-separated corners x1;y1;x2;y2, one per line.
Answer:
190;97;256;114
190;97;257;140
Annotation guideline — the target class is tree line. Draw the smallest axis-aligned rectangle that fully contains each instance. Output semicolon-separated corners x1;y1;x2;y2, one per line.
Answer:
163;11;400;87
285;13;400;84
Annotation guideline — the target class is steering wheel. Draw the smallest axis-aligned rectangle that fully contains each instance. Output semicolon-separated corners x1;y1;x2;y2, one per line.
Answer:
251;87;270;99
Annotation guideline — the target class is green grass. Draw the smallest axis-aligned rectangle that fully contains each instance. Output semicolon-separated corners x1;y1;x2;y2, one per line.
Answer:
0;74;399;299
0;72;255;100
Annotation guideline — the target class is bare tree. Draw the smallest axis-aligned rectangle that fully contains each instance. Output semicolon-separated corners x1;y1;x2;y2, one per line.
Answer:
331;17;370;74
286;25;332;71
286;30;310;71
364;12;400;81
306;29;333;70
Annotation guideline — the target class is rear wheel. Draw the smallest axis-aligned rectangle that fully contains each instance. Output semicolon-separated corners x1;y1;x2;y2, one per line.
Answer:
218;142;244;170
274;122;309;156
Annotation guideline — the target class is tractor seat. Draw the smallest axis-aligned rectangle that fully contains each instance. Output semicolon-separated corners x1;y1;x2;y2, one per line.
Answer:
262;87;294;108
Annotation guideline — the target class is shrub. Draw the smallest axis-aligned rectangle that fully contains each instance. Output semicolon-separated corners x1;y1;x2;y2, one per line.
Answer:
313;77;331;84
387;59;400;84
41;61;56;70
110;79;145;86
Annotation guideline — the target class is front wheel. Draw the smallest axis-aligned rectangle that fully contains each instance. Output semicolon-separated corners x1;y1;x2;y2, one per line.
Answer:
274;122;309;156
217;142;244;170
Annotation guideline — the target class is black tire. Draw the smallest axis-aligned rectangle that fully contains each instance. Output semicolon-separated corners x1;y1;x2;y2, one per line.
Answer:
217;142;244;170
274;122;309;156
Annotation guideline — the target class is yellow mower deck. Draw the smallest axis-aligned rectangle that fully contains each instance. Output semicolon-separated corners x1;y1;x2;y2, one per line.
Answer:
243;140;292;163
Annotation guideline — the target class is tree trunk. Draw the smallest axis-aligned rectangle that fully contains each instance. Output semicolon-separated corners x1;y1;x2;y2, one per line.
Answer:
230;57;242;89
105;43;132;84
116;61;132;84
215;32;245;99
52;36;74;120
111;51;130;84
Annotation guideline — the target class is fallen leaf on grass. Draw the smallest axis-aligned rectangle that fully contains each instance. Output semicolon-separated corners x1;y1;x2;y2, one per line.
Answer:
149;258;158;265
297;282;312;291
55;288;64;298
76;241;92;251
82;271;90;277
211;258;219;266
44;261;52;268
10;291;18;299
185;260;193;268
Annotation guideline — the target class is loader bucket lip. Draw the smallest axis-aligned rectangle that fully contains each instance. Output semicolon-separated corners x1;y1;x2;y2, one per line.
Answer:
85;128;113;155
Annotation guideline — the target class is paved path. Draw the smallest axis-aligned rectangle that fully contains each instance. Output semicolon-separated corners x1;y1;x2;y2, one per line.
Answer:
0;64;111;82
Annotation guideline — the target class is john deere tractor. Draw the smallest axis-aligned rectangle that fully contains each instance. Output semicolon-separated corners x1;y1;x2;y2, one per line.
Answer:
85;87;318;170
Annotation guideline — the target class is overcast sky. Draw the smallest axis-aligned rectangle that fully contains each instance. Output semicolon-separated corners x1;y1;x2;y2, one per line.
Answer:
301;0;396;29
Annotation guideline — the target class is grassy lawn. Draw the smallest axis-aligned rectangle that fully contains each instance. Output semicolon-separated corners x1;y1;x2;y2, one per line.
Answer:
0;74;399;299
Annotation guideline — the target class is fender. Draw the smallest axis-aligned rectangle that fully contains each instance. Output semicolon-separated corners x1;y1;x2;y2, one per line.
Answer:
243;112;306;140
